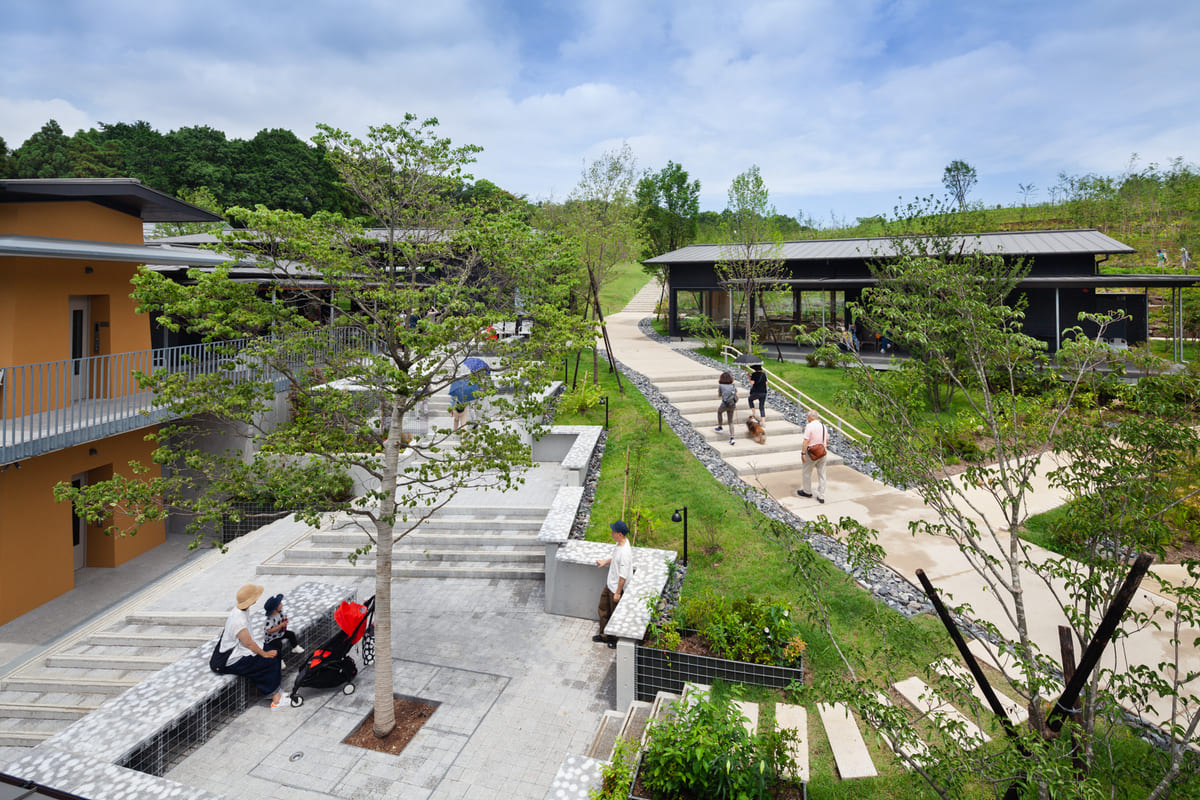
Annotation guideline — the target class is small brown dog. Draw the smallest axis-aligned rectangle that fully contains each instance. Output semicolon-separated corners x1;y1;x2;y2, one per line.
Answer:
745;414;766;444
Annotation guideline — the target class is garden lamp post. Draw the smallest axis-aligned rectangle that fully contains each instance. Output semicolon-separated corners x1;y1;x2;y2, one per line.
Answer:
599;396;609;429
671;507;688;565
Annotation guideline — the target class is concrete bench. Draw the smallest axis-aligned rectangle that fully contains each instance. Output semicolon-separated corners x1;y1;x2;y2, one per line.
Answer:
6;581;355;799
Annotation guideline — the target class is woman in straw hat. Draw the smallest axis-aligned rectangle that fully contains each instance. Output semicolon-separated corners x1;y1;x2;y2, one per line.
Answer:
217;584;286;708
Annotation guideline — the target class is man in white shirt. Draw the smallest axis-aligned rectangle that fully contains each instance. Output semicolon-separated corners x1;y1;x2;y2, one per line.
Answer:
593;520;632;649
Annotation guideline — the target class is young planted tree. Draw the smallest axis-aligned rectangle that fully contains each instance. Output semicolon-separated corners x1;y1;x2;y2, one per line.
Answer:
942;159;978;210
540;143;642;385
715;165;786;352
57;117;587;737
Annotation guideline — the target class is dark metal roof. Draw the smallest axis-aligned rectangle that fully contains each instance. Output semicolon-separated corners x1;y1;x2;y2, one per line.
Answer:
645;229;1136;265
718;274;1200;290
0;178;222;223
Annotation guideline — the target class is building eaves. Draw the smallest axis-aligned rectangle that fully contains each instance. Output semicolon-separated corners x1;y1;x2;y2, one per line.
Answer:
0;178;222;223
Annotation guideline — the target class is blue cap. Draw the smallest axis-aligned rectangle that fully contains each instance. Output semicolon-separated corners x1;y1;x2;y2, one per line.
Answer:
264;594;283;614
610;521;629;536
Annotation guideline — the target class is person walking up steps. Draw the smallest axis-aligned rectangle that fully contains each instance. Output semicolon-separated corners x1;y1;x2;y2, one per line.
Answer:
747;363;767;418
715;371;737;445
797;409;828;504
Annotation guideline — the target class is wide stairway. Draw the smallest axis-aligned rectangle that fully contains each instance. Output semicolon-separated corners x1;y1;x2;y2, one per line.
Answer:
256;503;551;580
0;609;228;747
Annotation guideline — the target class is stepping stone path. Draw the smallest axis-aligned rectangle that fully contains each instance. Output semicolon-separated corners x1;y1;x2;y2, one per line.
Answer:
893;676;991;749
933;657;1028;724
816;701;877;779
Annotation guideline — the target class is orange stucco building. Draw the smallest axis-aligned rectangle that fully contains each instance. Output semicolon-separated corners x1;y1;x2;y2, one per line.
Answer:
0;179;222;624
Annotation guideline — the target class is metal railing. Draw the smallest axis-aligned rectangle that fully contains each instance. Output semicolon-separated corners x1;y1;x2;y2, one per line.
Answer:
720;344;871;444
1;327;374;465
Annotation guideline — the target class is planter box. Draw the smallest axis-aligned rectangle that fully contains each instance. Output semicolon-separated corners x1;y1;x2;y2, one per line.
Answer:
634;637;805;703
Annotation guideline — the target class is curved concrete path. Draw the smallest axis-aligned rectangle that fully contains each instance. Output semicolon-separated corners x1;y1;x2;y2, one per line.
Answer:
604;280;1200;725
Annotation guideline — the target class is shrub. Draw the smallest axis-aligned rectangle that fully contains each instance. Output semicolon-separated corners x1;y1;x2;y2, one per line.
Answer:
639;693;796;800
558;372;605;415
674;590;805;667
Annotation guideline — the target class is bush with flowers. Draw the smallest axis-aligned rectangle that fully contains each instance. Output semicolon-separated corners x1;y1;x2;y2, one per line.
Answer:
652;589;806;668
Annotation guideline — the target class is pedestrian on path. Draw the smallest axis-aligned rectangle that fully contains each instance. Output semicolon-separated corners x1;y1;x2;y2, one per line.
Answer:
593;521;632;649
747;364;768;418
212;584;286;708
797;410;828;504
715;372;738;445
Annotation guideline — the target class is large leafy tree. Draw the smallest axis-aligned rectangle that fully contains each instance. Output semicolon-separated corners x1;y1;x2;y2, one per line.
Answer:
58;116;588;738
715;165;786;352
635;160;700;260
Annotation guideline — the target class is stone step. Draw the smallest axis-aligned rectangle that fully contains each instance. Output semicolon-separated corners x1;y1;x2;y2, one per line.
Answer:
586;710;625;760
85;631;213;648
396;518;545;531
706;431;808;454
775;703;810;785
279;546;542;564
865;692;930;770
0;728;53;746
429;506;550;520
256;562;543;580
617;700;652;748
311;532;537;548
44;653;176;670
0;702;99;721
816;702;877;779
734;700;758;737
0;676;138;695
724;449;844;476
893;676;990;749
932;658;1028;724
124;611;228;627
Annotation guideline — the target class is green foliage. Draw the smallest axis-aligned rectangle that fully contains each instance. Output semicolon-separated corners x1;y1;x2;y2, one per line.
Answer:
636;160;700;261
591;735;638;799
639;692;796;800
559;372;605;415
674;589;806;667
11;119;73;178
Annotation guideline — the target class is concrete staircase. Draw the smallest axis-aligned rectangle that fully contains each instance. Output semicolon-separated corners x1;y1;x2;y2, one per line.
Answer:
658;375;843;481
256;504;552;580
0;611;227;747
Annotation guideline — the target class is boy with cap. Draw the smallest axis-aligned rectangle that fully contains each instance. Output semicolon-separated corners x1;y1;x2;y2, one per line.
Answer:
263;593;300;656
593;520;632;649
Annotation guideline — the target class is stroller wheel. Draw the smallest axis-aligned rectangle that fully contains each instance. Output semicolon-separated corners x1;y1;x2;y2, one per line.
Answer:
343;683;355;695
290;695;303;708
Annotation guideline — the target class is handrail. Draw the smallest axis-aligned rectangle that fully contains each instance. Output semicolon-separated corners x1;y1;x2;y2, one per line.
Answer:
720;344;871;444
1;327;373;465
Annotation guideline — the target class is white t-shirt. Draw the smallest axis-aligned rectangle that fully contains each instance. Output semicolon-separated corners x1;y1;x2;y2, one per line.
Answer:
607;541;633;593
221;607;255;665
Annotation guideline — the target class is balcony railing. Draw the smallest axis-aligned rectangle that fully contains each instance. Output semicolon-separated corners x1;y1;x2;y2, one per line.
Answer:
1;328;373;465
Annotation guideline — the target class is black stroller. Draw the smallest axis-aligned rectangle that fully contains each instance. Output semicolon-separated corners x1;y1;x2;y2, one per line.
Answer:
288;595;375;707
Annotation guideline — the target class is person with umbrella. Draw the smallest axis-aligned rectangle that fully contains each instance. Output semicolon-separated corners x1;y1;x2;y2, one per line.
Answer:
449;359;489;432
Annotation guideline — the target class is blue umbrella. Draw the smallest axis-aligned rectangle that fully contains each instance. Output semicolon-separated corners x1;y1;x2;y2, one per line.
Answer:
449;379;480;405
463;357;490;373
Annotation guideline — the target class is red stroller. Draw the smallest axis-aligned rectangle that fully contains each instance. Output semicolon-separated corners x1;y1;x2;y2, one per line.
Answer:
288;596;375;707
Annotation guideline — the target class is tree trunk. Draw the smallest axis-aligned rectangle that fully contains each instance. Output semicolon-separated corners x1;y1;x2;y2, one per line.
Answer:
372;402;404;738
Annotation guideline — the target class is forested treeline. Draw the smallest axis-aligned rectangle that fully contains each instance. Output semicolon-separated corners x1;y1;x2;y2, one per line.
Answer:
0;119;532;222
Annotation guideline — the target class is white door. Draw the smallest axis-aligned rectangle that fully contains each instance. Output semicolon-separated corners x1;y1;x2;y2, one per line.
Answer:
69;296;91;402
70;473;87;570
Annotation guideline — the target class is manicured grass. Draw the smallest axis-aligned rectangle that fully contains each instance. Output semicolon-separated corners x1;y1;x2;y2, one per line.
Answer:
597;261;655;317
1147;338;1200;362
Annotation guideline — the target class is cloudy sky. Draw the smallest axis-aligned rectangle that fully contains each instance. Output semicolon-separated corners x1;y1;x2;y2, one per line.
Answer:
3;0;1198;224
